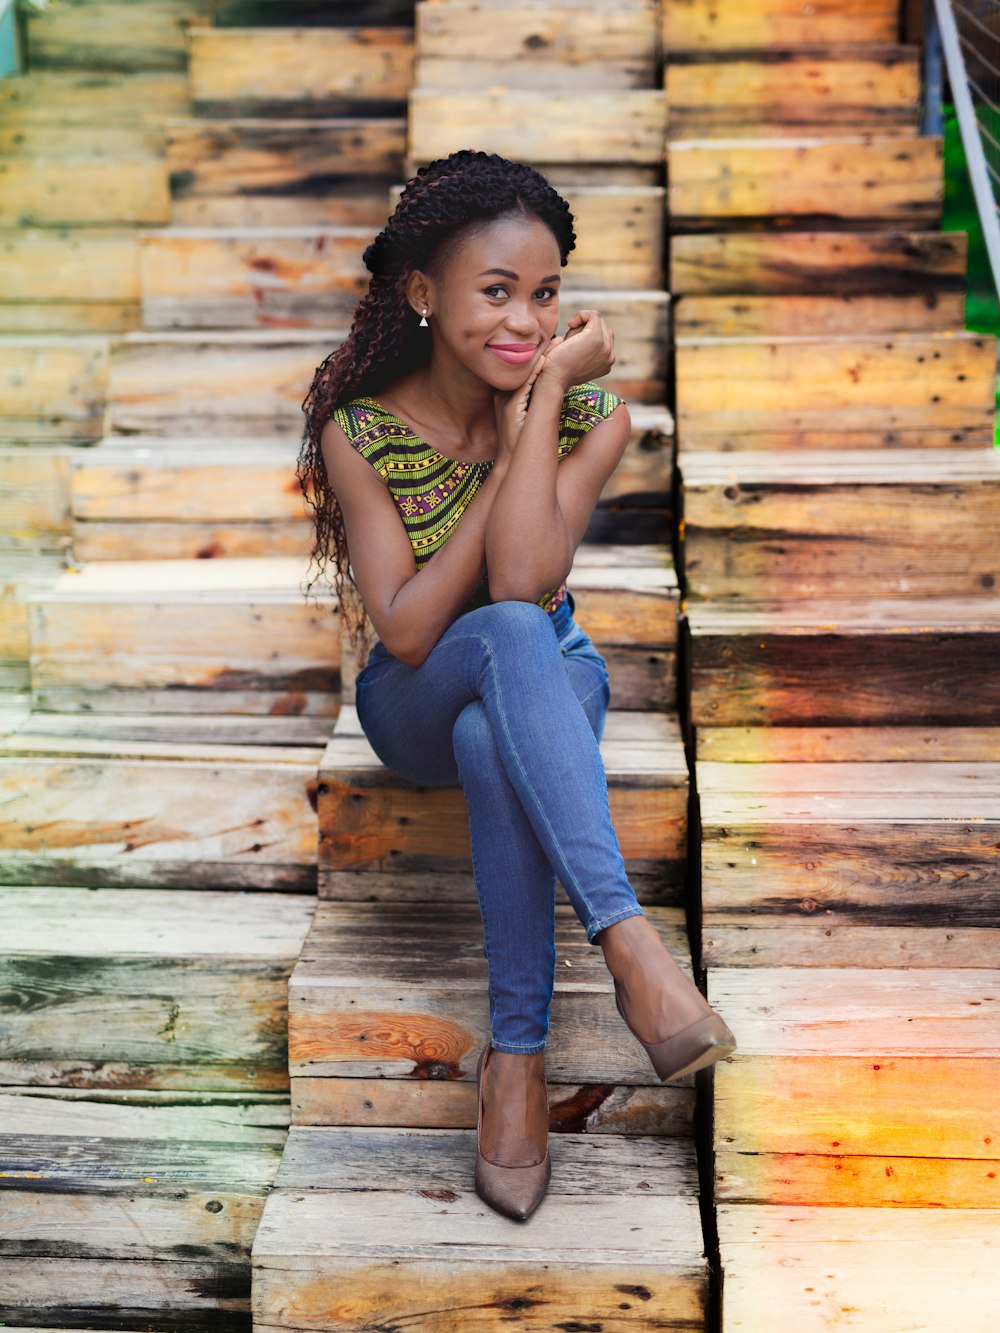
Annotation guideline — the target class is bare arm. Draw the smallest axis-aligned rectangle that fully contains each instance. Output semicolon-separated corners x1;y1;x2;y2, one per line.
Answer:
321;418;511;666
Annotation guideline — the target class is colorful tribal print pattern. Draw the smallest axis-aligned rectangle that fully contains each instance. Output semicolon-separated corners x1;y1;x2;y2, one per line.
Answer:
331;382;622;617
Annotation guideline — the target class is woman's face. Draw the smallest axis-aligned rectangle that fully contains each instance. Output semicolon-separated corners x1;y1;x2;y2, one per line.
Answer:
419;213;563;391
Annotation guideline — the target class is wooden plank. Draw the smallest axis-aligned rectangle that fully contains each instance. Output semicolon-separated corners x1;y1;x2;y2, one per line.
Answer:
0;229;140;303
0;72;190;123
695;724;1000;763
0;448;71;551
0;336;108;443
0;887;311;1090
674;329;996;449
666;50;920;140
188;27;415;115
253;1129;706;1329
166;116;404;228
686;597;1000;724
662;0;899;51
409;88;668;167
23;1;214;72
11;710;333;748
703;923;1000;969
669;229;968;296
674;291;966;337
0;553;65;680
415;2;658;91
289;902;699;1092
139;227;372;329
0;747;323;888
680;448;1000;599
668;135;943;228
0;156;171;227
106;331;340;435
717;1205;1000;1331
561;184;664;289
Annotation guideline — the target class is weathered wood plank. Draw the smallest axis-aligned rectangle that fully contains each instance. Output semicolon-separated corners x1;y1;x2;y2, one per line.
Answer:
669;229;967;296
668;135;943;228
674;291;966;337
409;88;668;167
665;50;920;139
686;598;1000;724
0;230;139;306
0;336;108;443
675;329;996;449
703;922;1000;969
680;448;1000;599
695;724;1000;763
717;1205;1000;1331
23;0;214;72
188;27;415;116
0;71;190;122
0;157;171;228
0;448;71;551
166;116;405;229
0;553;65;682
662;0;899;51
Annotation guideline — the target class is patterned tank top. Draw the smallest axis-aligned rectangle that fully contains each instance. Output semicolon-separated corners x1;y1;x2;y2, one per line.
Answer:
331;381;622;621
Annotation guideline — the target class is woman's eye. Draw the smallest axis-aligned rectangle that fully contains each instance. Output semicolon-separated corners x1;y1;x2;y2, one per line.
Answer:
484;285;508;299
535;287;557;301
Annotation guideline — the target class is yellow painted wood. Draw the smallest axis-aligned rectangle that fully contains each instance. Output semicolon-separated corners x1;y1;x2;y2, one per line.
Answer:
675;330;996;449
668;135;943;226
670;229;967;295
675;291;966;337
409;88;668;166
188;27;415;112
0;157;170;227
0;72;189;123
663;0;899;51
23;1;213;72
666;51;920;140
717;1204;1000;1330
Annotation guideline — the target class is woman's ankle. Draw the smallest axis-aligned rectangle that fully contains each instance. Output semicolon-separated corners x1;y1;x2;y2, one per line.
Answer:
480;1048;548;1167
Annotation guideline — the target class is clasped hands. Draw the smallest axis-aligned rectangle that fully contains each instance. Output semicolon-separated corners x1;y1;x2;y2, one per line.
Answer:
493;309;615;456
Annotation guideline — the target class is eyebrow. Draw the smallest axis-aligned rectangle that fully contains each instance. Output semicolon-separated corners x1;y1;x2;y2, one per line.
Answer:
479;268;561;283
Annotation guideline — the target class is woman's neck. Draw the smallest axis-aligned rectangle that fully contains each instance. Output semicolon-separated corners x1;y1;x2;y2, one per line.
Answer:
383;357;498;458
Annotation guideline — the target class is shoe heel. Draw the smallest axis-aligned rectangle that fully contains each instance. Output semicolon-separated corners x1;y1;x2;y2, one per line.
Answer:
616;989;737;1083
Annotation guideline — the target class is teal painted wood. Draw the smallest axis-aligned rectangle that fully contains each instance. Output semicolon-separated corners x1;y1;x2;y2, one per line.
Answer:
0;0;19;75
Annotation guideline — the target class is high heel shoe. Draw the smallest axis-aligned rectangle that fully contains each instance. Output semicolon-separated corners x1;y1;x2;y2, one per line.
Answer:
615;984;737;1082
474;1044;551;1222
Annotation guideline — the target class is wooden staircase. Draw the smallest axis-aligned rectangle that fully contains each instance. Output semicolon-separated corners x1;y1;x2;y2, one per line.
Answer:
2;0;999;1329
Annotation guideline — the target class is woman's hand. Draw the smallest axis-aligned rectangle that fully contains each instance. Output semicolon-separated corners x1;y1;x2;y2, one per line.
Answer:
492;342;554;458
535;310;615;392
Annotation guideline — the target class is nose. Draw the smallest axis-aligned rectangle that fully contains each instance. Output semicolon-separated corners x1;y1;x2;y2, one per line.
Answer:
503;299;540;337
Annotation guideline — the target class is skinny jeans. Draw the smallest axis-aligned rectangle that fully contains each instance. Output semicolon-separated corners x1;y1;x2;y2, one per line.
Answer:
354;598;645;1054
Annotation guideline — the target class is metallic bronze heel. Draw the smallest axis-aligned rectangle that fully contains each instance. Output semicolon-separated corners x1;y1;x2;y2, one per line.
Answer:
615;986;737;1082
474;1044;551;1221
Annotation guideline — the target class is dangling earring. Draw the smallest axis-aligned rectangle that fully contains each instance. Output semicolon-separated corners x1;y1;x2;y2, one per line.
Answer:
419;309;429;327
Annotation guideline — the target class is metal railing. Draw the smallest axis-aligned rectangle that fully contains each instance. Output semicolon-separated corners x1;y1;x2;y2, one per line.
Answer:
924;1;1000;303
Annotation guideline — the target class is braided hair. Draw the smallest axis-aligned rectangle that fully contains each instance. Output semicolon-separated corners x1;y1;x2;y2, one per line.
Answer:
297;150;576;644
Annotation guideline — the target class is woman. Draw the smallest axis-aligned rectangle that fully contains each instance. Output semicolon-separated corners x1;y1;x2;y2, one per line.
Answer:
298;149;736;1223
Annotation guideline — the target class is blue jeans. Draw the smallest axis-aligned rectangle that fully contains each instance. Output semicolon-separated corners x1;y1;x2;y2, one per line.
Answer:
354;599;646;1054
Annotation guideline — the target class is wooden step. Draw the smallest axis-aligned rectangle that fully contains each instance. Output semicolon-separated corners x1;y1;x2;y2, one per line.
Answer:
674;329;996;450
0;552;66;688
26;556;339;714
69;408;673;560
665;46;921;140
674;291;966;337
251;1126;707;1328
680;448;1000;599
670;229;968;296
696;753;1000;967
138;226;372;329
22;0;214;73
106;329;340;436
662;0;898;52
0;886;313;1090
0;730;324;888
0;156;171;228
166;116;406;228
409;87;668;168
415;1;659;91
717;1204;1000;1330
0;447;71;553
290;900;696;1134
667;135;943;230
0;335;108;444
0;1091;285;1330
214;0;414;22
685;596;1000;725
708;966;1000;1209
318;704;687;901
188;26;415;116
0;71;190;124
0;230;140;334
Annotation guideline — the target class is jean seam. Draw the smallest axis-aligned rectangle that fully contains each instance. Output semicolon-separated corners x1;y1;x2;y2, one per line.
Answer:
586;903;645;944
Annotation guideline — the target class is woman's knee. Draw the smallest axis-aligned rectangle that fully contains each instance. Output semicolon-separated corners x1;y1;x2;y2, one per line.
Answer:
452;700;501;779
462;600;559;656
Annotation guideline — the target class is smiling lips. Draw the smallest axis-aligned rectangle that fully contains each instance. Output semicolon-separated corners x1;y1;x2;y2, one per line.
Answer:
487;343;539;365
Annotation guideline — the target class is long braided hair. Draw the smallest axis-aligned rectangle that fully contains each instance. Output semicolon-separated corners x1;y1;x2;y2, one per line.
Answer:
297;150;577;645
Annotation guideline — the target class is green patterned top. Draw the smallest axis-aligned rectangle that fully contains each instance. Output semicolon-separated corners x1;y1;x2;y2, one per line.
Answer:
331;381;623;616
